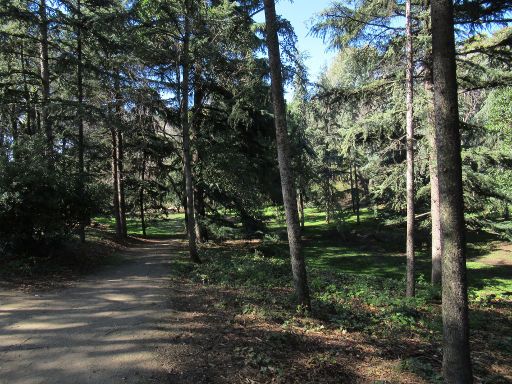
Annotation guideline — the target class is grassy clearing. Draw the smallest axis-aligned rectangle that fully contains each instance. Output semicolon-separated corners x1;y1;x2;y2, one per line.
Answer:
263;207;512;298
93;213;185;239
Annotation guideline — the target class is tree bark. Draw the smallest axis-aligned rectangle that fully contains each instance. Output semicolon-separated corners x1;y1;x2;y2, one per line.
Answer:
430;114;442;286
299;189;305;231
431;0;473;381
349;162;356;214
192;64;207;243
405;0;415;297
39;0;52;156
194;185;208;242
354;161;360;224
115;75;127;238
423;0;442;287
77;0;86;243
264;0;310;309
20;41;32;136
111;126;123;238
181;0;201;263
140;151;147;238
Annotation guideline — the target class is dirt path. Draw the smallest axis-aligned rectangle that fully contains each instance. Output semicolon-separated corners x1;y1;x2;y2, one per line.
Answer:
0;240;191;384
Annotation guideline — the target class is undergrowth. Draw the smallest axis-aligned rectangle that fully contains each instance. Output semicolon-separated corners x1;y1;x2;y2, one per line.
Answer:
173;244;512;383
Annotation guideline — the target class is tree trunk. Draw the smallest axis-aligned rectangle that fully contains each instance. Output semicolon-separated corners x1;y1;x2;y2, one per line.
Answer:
20;42;32;136
430;118;442;286
264;0;310;309
354;162;360;224
194;185;208;242
299;189;305;231
405;0;415;297
349;162;356;214
117;129;127;238
39;0;52;156
181;0;201;263
115;75;127;238
423;0;442;287
77;0;86;243
431;0;473;381
111;126;123;238
140;151;147;238
192;64;207;243
325;176;331;224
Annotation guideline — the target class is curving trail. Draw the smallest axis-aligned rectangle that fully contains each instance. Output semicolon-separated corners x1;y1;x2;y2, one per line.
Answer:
0;240;193;384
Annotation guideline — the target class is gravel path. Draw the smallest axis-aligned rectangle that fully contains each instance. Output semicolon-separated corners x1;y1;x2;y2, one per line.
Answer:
0;240;183;384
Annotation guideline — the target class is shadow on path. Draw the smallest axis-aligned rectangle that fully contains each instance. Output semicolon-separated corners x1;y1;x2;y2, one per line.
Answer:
0;240;181;384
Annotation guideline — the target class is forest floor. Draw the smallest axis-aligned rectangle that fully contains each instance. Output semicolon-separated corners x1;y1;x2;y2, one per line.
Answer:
1;211;511;383
0;236;452;384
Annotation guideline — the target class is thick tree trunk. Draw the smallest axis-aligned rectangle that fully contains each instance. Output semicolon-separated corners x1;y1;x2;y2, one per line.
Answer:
181;0;201;263
405;0;415;297
431;0;473;381
264;0;310;309
77;0;86;243
39;0;52;156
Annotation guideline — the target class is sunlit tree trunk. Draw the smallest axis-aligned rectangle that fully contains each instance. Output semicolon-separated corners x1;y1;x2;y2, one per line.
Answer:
405;0;415;297
264;0;310;309
431;0;473;381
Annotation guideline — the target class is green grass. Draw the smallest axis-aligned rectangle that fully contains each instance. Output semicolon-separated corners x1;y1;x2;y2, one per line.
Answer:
93;213;186;239
263;207;512;299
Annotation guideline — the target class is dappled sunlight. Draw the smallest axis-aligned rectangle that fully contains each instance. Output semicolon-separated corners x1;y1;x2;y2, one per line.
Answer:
0;240;187;384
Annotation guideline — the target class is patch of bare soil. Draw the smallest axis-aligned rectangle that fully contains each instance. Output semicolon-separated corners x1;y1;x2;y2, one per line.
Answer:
476;242;512;266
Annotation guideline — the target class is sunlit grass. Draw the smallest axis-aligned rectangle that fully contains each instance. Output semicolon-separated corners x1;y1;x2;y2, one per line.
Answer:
263;206;511;299
93;213;185;239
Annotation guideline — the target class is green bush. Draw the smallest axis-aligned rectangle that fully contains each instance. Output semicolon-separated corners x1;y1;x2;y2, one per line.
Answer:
0;139;107;257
